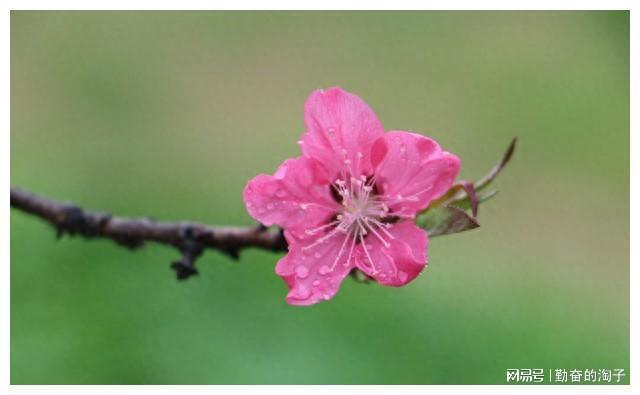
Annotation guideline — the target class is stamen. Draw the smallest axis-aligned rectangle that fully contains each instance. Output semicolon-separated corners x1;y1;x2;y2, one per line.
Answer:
359;232;378;275
356;218;368;235
305;167;404;273
363;218;390;248
369;218;396;240
391;211;416;219
305;219;340;235
329;234;350;271
302;226;344;251
344;232;357;267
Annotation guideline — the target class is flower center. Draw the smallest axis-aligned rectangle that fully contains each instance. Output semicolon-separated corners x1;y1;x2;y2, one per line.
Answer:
335;175;391;243
302;174;396;275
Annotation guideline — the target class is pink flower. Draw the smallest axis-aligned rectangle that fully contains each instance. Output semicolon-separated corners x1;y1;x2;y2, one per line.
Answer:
243;87;460;305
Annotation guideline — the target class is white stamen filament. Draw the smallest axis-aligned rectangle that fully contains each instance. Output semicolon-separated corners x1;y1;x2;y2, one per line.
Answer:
363;218;390;248
330;234;350;271
359;232;379;275
305;219;341;235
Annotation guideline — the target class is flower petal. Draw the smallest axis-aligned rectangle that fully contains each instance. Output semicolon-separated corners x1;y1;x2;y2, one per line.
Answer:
354;220;428;286
373;131;460;216
243;156;338;233
300;87;385;179
276;230;356;306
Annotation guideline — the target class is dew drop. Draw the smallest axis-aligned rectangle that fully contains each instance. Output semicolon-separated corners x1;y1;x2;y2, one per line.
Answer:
312;280;321;286
398;271;409;282
297;285;311;299
266;203;274;210
322;294;331;300
327;127;336;137
275;190;287;198
314;252;322;259
295;266;309;279
318;265;331;275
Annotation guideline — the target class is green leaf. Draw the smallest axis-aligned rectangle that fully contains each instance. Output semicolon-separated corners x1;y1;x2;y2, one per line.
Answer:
416;205;480;237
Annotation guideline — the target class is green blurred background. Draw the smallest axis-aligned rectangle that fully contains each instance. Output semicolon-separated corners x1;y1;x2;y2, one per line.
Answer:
10;11;629;384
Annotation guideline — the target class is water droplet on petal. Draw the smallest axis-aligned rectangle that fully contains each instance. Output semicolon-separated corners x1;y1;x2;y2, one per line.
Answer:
275;190;287;198
266;203;274;210
318;265;331;275
295;266;309;279
312;280;321;287
314;252;322;259
398;271;409;282
297;285;311;299
322;293;331;300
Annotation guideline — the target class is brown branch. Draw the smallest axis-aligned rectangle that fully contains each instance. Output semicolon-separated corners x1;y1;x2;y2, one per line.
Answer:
10;187;287;279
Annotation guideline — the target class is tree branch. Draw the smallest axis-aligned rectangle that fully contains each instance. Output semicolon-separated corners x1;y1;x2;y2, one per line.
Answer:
10;187;287;279
10;140;516;283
